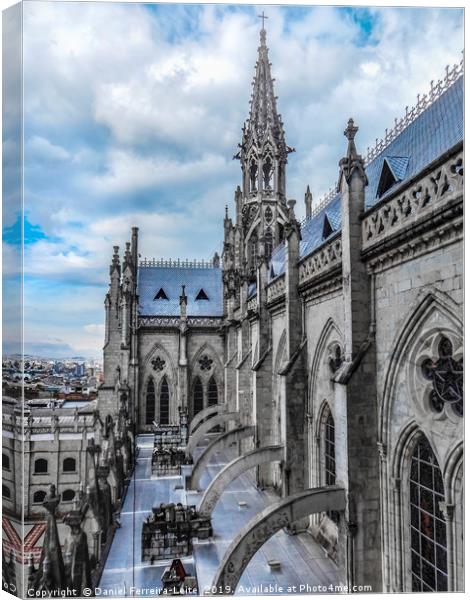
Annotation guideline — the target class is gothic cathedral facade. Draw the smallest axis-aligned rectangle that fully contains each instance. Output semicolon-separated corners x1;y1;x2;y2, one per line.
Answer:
98;27;463;593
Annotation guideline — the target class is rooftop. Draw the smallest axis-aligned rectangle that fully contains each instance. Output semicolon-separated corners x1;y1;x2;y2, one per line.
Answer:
138;261;223;318
269;62;463;280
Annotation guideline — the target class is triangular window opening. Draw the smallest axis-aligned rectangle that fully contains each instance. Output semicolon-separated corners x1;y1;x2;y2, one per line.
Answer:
196;288;209;301
322;215;333;240
376;159;398;198
154;288;169;300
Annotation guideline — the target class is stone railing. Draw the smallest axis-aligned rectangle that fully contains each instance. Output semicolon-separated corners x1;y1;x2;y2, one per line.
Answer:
139;316;180;327
365;60;463;165
188;317;224;327
138;316;223;328
362;149;463;250
300;186;337;226
2;412;96;436
247;295;258;313
299;235;342;286
140;258;216;268
267;274;286;304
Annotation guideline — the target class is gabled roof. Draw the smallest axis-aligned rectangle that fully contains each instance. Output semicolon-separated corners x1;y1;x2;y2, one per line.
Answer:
267;73;463;278
384;156;410;182
365;75;463;208
138;266;223;317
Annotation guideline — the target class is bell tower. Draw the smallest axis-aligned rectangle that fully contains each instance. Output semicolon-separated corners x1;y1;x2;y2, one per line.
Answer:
229;18;295;284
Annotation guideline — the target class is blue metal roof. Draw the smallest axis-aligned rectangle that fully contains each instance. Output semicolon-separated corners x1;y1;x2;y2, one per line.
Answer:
267;75;463;278
385;156;409;182
138;266;223;317
365;76;463;209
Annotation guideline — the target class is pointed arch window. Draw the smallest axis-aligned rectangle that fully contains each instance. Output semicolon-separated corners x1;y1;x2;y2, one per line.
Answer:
160;376;170;425
145;379;155;425
208;377;218;406
410;434;447;591
250;234;258;271
325;411;336;486
193;377;204;415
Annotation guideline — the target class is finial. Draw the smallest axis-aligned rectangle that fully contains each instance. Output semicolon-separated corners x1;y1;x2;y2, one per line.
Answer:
258;11;268;30
225;205;229;218
344;118;358;142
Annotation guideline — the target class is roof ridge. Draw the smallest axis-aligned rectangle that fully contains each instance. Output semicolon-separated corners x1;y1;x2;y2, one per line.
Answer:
300;186;337;227
364;55;464;165
302;54;463;222
139;258;216;269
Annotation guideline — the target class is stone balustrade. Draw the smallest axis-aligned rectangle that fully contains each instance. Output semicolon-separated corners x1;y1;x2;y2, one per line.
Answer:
266;274;286;304
247;295;258;312
362;149;463;251
298;235;342;286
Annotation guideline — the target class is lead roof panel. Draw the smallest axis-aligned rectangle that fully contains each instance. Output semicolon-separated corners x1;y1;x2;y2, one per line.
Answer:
138;266;223;316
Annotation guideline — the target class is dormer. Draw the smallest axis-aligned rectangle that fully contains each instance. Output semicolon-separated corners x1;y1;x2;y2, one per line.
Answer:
154;288;169;300
195;289;209;301
376;156;409;198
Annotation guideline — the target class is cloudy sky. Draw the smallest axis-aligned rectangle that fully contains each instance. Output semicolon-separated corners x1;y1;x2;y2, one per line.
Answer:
2;1;464;358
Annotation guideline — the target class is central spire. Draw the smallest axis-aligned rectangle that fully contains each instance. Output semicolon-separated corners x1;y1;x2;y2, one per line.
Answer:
246;24;290;160
235;21;294;200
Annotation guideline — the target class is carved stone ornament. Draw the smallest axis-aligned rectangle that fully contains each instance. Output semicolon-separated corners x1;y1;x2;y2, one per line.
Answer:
151;356;166;372
199;355;213;371
421;336;463;417
264;206;273;224
328;344;344;374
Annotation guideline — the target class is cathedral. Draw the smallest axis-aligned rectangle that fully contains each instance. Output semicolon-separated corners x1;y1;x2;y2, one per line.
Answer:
3;22;463;598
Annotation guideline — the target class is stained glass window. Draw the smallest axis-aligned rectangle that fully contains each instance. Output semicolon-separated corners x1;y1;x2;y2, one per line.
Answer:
410;435;447;592
145;379;155;425
325;411;336;486
421;336;463;417
159;376;170;425
193;377;204;415
208;377;218;406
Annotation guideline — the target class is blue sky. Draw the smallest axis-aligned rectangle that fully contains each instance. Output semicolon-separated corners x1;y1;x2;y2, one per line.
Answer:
2;1;464;358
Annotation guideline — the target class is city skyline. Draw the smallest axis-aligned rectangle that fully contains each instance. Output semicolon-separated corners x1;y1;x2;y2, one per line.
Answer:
2;2;464;358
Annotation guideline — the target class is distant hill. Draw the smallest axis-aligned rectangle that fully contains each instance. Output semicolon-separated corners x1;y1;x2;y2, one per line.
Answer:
2;341;94;361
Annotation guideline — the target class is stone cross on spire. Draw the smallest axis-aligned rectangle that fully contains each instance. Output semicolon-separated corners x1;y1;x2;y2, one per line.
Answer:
258;11;268;30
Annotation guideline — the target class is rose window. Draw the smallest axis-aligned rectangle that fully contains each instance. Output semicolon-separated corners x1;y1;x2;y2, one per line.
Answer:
421;336;463;417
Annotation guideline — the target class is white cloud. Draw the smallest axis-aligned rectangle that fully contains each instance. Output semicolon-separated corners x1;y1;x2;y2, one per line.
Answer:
26;135;71;162
89;149;230;194
84;323;105;335
18;2;463;356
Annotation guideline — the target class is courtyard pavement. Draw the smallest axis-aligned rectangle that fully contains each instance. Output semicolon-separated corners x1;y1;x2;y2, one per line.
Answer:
99;434;338;596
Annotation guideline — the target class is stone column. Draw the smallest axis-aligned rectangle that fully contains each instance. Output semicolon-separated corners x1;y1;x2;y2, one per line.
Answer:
281;200;307;505
178;285;189;415
336;119;382;591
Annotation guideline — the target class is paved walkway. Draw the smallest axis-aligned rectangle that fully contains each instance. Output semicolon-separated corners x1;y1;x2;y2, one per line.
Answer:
99;435;338;596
